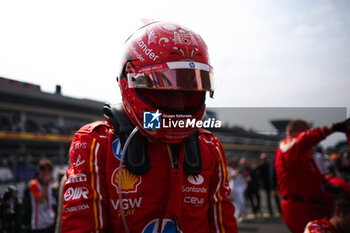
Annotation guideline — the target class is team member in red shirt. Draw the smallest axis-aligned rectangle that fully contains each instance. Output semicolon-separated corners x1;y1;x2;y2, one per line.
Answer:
275;118;349;233
61;21;237;233
304;194;350;233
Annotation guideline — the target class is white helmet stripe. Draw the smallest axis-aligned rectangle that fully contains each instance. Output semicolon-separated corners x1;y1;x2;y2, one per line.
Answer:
166;61;210;72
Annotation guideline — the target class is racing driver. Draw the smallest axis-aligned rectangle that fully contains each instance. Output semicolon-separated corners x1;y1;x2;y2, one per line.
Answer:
61;21;237;233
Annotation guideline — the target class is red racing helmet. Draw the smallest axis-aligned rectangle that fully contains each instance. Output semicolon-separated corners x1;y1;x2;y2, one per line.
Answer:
118;21;214;144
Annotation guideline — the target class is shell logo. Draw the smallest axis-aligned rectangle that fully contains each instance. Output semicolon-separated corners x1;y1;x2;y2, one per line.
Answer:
111;166;142;193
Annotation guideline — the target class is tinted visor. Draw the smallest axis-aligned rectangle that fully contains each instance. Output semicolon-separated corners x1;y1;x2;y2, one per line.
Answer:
127;69;213;91
137;89;205;113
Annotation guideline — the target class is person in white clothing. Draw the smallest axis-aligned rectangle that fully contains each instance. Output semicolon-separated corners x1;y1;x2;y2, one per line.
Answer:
228;157;247;222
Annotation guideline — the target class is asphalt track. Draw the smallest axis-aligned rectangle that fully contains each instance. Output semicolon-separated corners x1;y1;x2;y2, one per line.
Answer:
237;215;290;233
236;190;291;233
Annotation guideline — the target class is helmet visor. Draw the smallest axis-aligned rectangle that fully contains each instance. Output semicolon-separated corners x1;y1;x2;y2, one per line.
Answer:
127;69;213;91
137;89;205;113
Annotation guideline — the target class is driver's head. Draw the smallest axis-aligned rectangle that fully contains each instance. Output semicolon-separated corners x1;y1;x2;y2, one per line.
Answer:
118;21;214;143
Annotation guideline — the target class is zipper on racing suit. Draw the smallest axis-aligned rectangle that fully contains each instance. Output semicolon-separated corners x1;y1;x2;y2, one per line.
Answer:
165;144;181;233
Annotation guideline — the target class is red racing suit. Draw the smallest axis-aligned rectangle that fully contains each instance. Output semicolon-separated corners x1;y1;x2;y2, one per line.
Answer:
61;121;237;233
275;126;332;233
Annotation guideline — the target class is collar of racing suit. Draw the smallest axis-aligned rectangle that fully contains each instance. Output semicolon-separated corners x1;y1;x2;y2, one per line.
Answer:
103;103;202;176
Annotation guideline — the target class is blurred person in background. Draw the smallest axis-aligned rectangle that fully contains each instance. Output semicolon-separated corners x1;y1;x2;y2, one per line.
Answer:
52;169;66;233
333;152;343;177
313;147;331;175
54;173;67;233
268;154;282;216
275;118;350;233
0;186;20;233
52;170;66;209
257;153;280;216
240;157;261;218
23;159;56;233
340;149;350;181
228;157;247;222
327;153;337;176
304;193;350;233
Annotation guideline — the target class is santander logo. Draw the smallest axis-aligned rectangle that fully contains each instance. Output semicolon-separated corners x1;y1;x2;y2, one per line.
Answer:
187;175;204;185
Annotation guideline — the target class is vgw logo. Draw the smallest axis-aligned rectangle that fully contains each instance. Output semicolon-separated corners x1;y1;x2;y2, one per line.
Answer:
143;110;161;129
